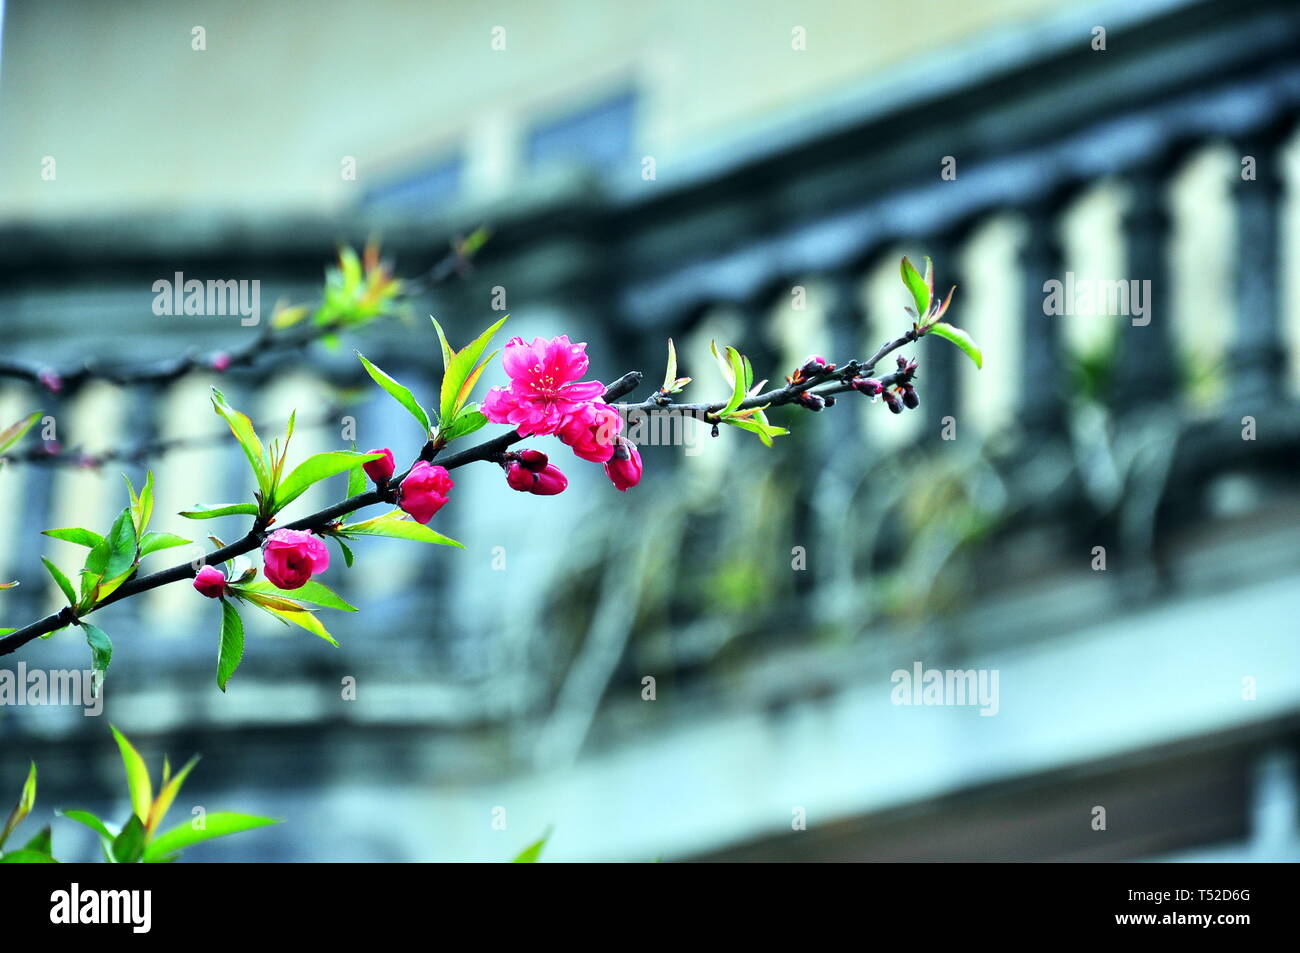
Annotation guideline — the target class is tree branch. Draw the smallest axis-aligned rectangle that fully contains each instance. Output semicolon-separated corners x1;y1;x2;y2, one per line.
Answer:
0;329;920;661
0;242;473;392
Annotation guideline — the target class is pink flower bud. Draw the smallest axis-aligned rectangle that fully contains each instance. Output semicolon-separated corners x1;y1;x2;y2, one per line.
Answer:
505;461;537;492
38;369;62;394
398;461;453;523
604;440;642;492
799;355;829;374
261;529;330;590
852;377;884;397
530;463;568;496
363;448;395;483
517;449;549;472
193;565;227;599
211;352;231;373
557;400;622;463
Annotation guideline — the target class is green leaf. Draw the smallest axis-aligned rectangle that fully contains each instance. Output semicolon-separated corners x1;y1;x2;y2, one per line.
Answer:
339;511;464;548
126;471;155;536
111;813;146;863
110;725;153;824
139;532;192;557
237;580;357;612
273;451;383;513
146;755;199;835
900;256;930;317
216;600;244;692
346;459;367;498
80;508;137;605
439;407;487;442
240;593;338;646
356;352;430;434
142;812;278;863
41;558;77;605
927;322;983;369
722;346;747;415
100;508;139;582
662;338;678;392
22;824;52;855
0;849;56;863
0;762;37;851
82;622;112;674
723;415;790;448
43;527;104;548
57;809;113;841
511;828;551;863
0;412;41;454
179;502;260;520
334;537;355;568
211;388;272;498
435;315;508;425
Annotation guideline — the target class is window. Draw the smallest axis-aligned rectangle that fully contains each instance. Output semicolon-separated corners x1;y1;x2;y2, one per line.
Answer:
364;156;464;213
525;90;637;174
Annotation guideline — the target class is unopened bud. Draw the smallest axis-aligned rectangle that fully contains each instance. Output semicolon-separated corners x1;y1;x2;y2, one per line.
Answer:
902;385;919;410
517;449;548;472
505;462;537;492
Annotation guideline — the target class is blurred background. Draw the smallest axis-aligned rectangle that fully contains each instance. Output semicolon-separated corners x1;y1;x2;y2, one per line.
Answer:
1;0;1299;861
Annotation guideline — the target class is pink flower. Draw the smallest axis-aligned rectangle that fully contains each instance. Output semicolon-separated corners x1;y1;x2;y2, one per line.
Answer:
482;335;606;436
557;400;623;463
363;448;395;483
604;439;642;491
193;565;226;598
399;462;453;523
262;529;329;590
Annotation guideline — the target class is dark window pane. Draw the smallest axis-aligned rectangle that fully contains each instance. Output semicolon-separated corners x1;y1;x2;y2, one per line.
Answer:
526;90;636;173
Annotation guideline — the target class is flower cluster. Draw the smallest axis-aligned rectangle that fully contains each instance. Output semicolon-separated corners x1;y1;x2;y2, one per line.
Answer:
851;355;920;415
484;335;643;494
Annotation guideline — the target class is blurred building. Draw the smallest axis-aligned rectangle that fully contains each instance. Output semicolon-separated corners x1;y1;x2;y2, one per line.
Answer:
1;0;1298;861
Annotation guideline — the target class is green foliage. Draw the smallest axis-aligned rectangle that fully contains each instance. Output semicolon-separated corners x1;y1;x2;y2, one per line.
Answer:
708;340;788;447
274;451;383;512
178;502;260;520
356;351;431;434
0;411;41;458
900;255;931;318
660;338;691;394
237;579;357;612
0;762;37;852
927;322;983;370
216;599;244;692
510;828;551;863
0;727;278;863
432;314;507;437
337;510;464;548
81;622;113;674
211;388;273;501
